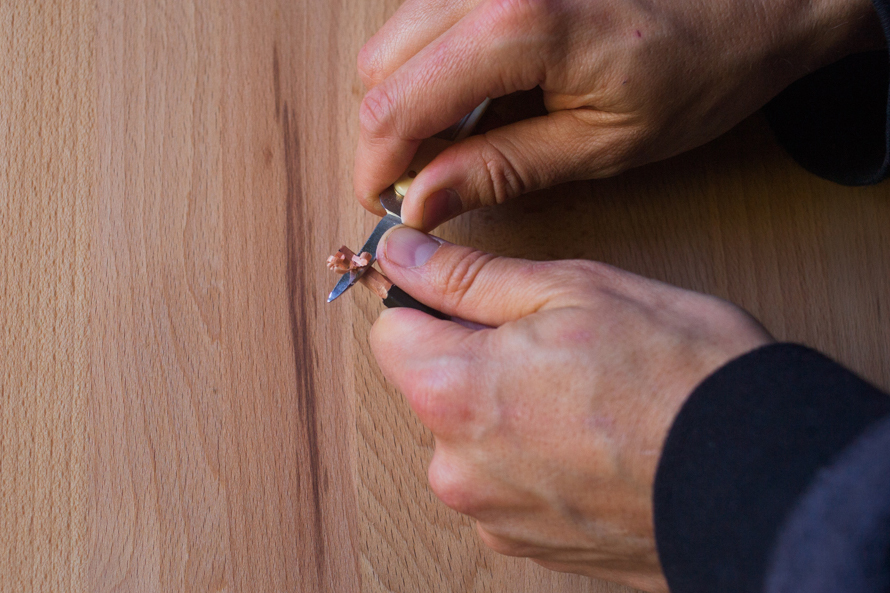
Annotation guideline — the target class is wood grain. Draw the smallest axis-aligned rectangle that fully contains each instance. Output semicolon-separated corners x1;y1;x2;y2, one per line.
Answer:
1;2;93;591
1;1;888;592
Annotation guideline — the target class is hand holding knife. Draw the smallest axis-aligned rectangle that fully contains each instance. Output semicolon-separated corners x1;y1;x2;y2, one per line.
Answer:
326;99;490;317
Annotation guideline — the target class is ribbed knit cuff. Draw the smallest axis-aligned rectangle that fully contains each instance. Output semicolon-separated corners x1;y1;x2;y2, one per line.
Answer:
654;344;890;593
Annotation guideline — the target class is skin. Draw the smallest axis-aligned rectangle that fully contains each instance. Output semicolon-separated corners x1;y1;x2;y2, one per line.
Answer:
372;227;773;592
357;0;884;589
355;0;883;229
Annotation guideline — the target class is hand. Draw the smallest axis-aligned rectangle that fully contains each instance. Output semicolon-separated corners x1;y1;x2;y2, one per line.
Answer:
355;0;882;229
369;226;773;592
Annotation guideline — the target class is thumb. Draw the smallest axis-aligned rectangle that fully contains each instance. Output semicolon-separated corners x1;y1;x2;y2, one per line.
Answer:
377;226;583;326
400;110;633;230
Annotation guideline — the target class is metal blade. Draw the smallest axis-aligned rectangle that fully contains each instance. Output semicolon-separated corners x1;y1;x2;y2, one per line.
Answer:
327;212;401;302
327;268;360;303
356;212;402;261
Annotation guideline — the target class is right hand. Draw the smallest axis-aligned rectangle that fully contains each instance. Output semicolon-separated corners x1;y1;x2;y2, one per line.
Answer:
369;226;774;591
354;0;883;230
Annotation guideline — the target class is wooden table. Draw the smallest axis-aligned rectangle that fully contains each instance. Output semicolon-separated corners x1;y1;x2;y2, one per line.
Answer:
2;1;888;591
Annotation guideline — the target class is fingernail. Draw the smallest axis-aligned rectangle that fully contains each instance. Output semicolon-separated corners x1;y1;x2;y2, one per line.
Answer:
382;226;442;268
422;189;462;230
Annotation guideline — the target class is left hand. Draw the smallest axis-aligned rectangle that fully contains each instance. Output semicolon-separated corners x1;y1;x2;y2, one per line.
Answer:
370;226;773;592
353;0;883;229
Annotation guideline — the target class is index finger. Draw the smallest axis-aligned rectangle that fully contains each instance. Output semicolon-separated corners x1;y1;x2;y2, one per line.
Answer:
370;307;486;437
354;0;550;212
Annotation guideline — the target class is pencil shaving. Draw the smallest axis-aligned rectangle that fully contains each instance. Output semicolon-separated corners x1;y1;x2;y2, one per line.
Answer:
354;252;372;268
327;246;374;274
358;268;392;300
326;246;392;300
326;251;351;274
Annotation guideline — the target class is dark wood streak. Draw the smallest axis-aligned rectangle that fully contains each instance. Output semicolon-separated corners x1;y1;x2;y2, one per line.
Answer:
281;99;327;587
272;44;281;122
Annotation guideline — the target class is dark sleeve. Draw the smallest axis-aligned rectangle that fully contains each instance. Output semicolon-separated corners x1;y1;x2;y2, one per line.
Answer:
653;344;890;593
762;0;890;186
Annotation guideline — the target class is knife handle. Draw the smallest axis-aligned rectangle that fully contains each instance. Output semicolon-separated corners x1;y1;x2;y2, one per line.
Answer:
382;285;450;320
383;286;492;330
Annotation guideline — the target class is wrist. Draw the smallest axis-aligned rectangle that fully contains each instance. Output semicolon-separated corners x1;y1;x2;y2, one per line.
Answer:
848;0;887;53
804;0;885;65
756;0;885;97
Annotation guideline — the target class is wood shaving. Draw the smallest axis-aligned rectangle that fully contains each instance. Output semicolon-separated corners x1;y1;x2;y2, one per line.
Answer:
326;251;351;274
326;245;392;300
327;246;373;274
353;252;372;268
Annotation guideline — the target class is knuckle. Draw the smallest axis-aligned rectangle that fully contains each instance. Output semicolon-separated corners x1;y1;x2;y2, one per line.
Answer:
435;249;499;308
428;457;480;515
368;317;389;353
356;42;384;88
475;0;554;91
475;137;528;205
403;357;473;432
425;38;457;78
368;312;402;357
359;85;398;139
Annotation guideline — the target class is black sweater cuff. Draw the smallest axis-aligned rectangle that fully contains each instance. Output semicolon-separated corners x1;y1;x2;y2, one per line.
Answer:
763;0;890;185
653;343;890;593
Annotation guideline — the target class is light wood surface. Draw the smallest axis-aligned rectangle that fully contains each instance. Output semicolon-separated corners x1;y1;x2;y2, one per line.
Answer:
2;1;888;592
